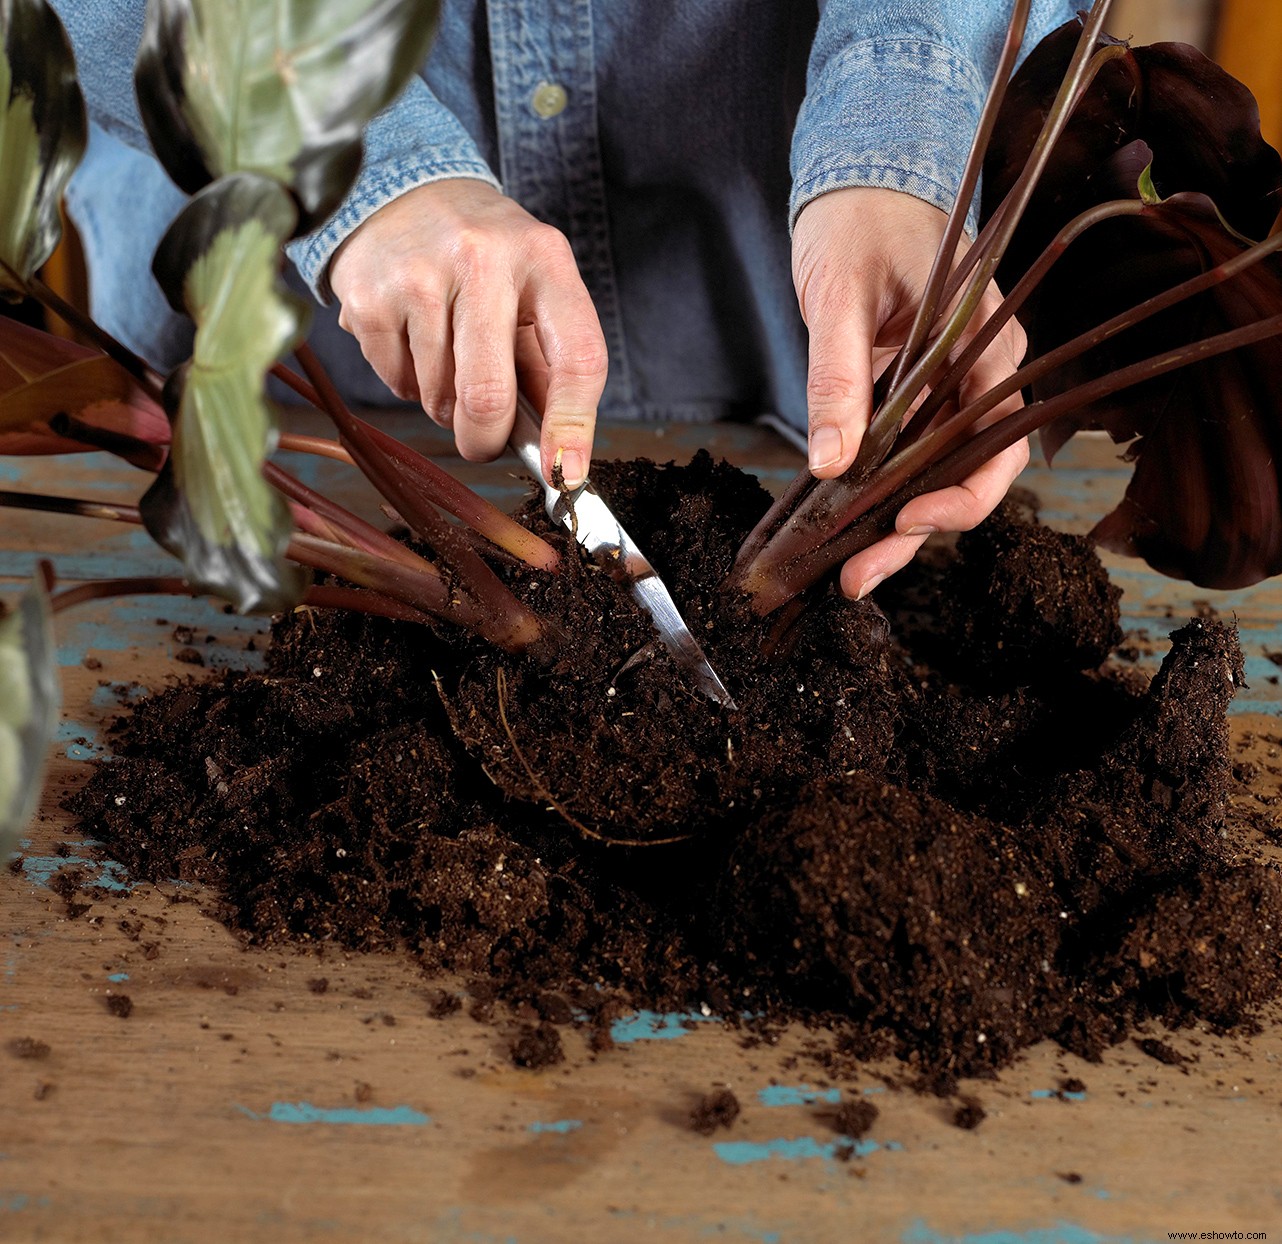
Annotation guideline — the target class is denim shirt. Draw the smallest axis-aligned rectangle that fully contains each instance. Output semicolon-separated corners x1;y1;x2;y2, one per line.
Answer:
55;0;1074;428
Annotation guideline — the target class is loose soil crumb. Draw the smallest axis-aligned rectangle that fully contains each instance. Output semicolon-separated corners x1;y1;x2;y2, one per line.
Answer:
690;1088;741;1135
104;994;133;1019
67;456;1282;1091
6;1037;51;1060
831;1099;879;1139
952;1097;987;1130
1134;1037;1190;1069
509;1022;564;1070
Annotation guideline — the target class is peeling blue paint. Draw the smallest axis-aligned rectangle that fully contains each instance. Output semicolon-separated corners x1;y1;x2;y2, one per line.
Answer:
757;1085;842;1107
56;719;106;760
605;1206;789;1243
1031;1088;1087;1102
10;853;132;892
609;1009;719;1042
901;1222;1149;1244
527;1119;582;1135
0;1193;51;1212
235;1102;430;1126
713;1136;882;1165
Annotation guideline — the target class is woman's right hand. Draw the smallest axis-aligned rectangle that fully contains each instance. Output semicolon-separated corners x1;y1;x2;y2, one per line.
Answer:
329;178;608;489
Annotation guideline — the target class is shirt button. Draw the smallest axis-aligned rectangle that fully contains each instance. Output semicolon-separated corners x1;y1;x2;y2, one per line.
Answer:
531;81;568;119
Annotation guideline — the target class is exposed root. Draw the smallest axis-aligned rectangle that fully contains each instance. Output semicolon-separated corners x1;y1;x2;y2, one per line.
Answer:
494;668;691;848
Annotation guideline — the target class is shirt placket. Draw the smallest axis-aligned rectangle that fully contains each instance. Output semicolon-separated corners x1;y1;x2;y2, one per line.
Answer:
485;0;634;409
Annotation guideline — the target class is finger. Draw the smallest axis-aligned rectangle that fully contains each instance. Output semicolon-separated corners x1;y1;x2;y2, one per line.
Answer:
802;287;879;479
838;531;932;600
515;234;605;487
450;275;520;462
893;438;1031;536
514;324;550;415
524;255;607;490
337;290;421;402
405;301;455;427
354;325;420;403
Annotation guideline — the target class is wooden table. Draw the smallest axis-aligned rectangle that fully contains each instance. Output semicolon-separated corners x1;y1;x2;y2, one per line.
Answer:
2;415;1280;1244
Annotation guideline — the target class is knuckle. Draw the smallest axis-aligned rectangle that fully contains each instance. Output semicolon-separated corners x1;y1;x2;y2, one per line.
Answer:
449;227;503;280
456;377;514;424
1008;320;1029;363
423;396;455;428
806;365;862;410
543;411;595;441
549;333;608;382
523;222;575;268
337;287;394;333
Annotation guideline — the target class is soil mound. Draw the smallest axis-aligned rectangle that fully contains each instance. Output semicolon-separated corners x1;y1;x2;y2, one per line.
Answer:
69;454;1282;1085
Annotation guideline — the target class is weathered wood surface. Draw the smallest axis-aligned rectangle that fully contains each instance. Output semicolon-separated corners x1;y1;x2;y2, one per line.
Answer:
2;416;1281;1244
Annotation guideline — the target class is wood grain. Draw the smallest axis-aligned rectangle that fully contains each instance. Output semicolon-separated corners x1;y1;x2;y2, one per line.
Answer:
2;416;1280;1243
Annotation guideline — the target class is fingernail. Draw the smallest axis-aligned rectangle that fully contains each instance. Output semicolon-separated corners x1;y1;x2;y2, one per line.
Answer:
554;448;585;489
856;573;885;601
808;425;843;472
902;524;938;537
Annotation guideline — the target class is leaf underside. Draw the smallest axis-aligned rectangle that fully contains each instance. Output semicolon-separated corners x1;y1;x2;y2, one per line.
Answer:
0;578;59;859
135;0;439;234
0;316;170;463
984;18;1282;588
0;0;87;295
144;174;309;612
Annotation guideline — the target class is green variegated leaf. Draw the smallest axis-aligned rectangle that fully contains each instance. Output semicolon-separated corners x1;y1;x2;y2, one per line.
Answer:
0;577;59;859
135;0;438;234
143;174;309;613
0;0;87;296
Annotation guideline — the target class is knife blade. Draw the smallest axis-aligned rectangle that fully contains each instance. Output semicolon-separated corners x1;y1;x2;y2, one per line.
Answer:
509;394;736;710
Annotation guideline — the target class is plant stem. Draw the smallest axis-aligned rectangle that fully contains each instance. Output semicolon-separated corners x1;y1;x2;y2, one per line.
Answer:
0;490;142;524
739;201;1282;610
884;0;1033;398
859;4;1123;472
48;575;438;626
277;432;354;464
294;345;544;652
50;576;190;614
745;311;1282;611
897;198;1147;446
4;261;166;407
273;361;559;571
262;461;428;569
298;585;439;625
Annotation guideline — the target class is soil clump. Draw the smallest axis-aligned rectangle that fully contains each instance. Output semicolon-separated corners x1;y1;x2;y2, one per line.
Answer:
69;454;1282;1086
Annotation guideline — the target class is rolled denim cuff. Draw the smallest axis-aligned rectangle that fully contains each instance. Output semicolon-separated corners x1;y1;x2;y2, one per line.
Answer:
790;37;987;237
286;152;501;303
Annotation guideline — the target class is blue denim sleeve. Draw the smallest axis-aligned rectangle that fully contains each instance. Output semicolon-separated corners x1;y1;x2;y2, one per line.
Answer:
49;1;497;304
790;0;1078;235
285;80;500;302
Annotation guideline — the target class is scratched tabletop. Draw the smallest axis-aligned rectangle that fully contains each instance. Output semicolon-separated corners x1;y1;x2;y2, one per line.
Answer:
2;413;1280;1244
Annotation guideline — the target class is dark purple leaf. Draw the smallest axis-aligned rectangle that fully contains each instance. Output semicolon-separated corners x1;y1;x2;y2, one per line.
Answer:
982;19;1282;588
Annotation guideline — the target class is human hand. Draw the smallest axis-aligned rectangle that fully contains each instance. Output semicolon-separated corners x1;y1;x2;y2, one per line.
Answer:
329;179;607;488
791;186;1029;599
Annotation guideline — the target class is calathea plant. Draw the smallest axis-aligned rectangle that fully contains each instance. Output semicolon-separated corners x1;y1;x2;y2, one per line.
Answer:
3;0;1282;852
729;0;1282;617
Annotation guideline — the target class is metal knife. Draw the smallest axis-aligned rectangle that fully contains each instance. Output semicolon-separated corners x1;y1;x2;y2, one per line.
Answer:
509;393;736;710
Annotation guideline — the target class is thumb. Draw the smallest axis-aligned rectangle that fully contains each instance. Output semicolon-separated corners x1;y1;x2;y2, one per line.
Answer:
802;289;879;479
